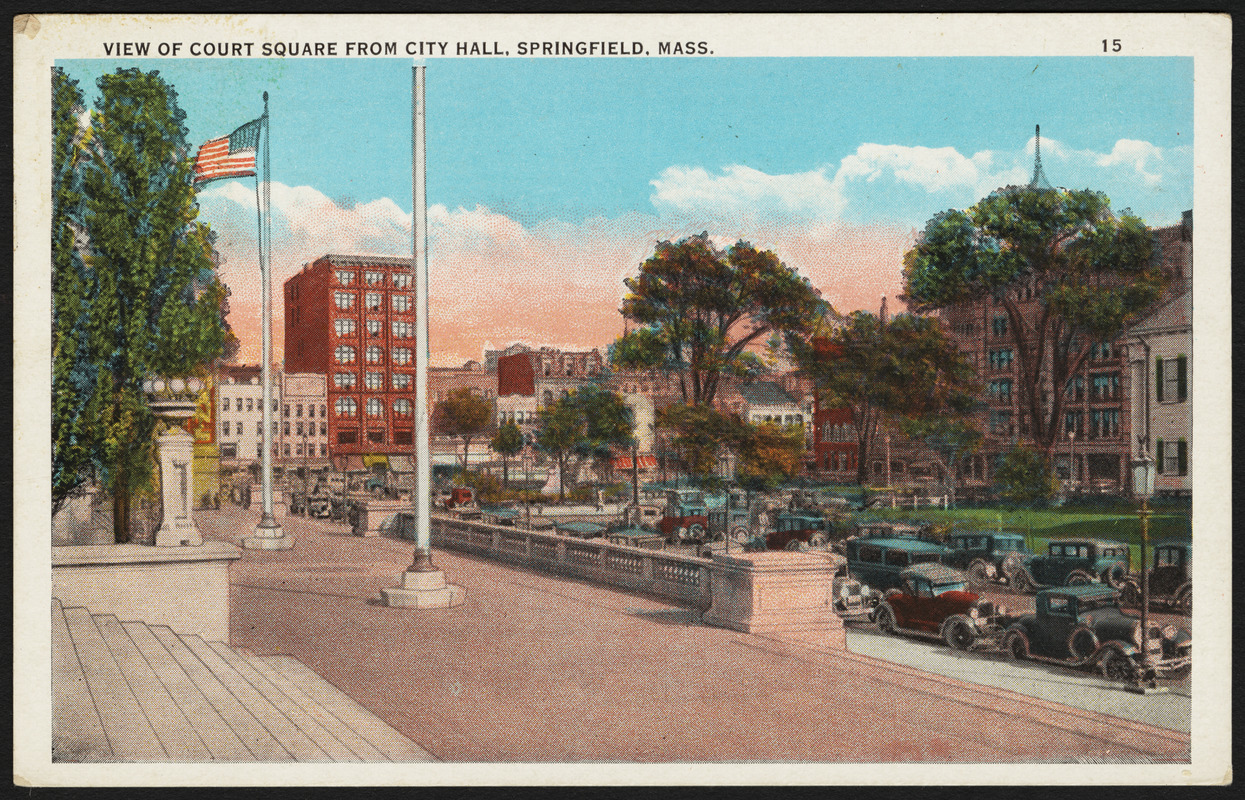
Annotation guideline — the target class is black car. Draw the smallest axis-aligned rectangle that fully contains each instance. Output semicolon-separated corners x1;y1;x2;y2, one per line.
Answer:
943;531;1032;589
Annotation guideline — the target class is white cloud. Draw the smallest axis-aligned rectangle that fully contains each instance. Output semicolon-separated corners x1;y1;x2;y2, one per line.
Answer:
650;164;844;222
1093;139;1165;187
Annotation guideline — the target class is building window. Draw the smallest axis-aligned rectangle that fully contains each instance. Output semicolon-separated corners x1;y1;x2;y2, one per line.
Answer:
335;270;355;286
365;372;384;390
366;345;384;364
272;421;277;435
391;320;413;338
365;292;382;311
335;397;358;417
392;294;410;313
392;373;411;390
1090;373;1120;401
988;349;1014;371
392;347;412;365
307;404;315;419
296;403;303;417
334;372;357;389
992;316;1008;337
223;397;230;411
1064;412;1084;437
367;430;385;444
334;291;355;310
1066;376;1085;402
295;443;303;457
392;273;411;289
1090;340;1115;361
366;398;384;418
1156;356;1187;403
1088;409;1120;439
337;430;357;445
989;410;1012;436
296;422;303;436
273;399;278;412
284;421;290;436
394;430;412;445
542;389;554;406
256;421;262;436
367;319;382;338
1156;438;1188;476
220;443;237;459
320;422;326;436
988;379;1012;404
283;444;291;457
335;345;356;364
283;404;290;418
245;397;254;412
393;398;412;417
320;443;328;457
365;271;385;286
334;318;357;337
320;404;326;418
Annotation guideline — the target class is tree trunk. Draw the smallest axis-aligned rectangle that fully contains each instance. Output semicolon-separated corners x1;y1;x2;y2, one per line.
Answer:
557;453;566;503
112;458;130;544
501;454;509;488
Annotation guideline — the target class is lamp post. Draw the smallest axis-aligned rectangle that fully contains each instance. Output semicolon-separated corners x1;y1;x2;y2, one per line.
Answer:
1128;447;1161;694
1067;429;1076;493
143;376;206;546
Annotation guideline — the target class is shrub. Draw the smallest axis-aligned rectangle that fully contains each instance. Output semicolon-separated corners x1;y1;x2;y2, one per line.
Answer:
993;446;1059;506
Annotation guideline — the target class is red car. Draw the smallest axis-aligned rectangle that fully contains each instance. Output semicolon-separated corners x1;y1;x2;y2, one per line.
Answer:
872;563;1007;650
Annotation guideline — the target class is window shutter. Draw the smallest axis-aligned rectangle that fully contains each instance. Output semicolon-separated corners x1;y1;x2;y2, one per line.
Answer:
1155;439;1164;474
1155;357;1164;402
1177;439;1187;476
1176;355;1187;402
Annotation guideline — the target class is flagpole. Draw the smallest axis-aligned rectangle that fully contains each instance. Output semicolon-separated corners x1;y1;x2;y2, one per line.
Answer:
246;90;291;550
381;63;463;607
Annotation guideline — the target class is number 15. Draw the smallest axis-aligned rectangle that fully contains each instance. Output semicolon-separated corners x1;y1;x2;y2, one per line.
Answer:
1103;39;1122;52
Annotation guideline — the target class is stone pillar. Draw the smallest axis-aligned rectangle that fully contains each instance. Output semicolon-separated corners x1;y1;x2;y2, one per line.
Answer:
146;401;203;547
703;551;845;648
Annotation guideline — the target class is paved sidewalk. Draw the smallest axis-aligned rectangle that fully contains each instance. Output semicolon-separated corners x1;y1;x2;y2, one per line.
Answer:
202;507;1189;763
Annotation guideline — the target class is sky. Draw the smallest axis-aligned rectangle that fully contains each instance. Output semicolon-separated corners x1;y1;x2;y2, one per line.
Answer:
58;57;1194;366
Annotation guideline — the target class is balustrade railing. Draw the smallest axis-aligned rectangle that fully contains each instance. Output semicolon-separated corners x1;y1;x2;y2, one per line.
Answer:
417;513;712;608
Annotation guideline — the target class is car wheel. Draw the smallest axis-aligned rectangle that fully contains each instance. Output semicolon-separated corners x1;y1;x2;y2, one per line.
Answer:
1001;552;1024;582
1119;580;1141;607
1100;649;1135;683
688;524;706;541
730;526;750;543
1176;587;1192;616
1004;630;1029;661
1010;569;1034;594
874;604;897;634
1104;562;1128;588
785;539;807;552
942;617;976;650
1067;626;1099;662
966;560;990;589
808;532;829;548
1065;570;1094;587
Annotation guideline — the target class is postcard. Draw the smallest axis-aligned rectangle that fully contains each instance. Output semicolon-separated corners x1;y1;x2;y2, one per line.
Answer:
13;12;1232;786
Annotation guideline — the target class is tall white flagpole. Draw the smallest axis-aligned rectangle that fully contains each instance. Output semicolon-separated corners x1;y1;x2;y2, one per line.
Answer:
247;90;291;550
381;64;463;606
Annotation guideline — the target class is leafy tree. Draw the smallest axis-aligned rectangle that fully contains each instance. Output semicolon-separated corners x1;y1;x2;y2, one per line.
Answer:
74;68;232;542
655;403;747;483
533;386;634;503
736;421;805;491
903;184;1165;457
435;388;493;471
613;233;822;405
52;68;96;515
896;416;983;508
789;311;978;485
490;421;524;488
993;445;1058;506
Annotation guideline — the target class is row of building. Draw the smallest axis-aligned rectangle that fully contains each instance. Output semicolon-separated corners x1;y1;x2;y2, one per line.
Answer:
201;204;1191;500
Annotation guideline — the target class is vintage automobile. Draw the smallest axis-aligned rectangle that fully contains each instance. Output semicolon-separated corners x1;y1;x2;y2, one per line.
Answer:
1120;539;1192;615
766;512;836;551
872;563;1008;649
996;584;1191;682
843;536;949;594
852;520;936;541
943;531;1032;589
708;505;752;544
831;571;877;621
659;488;711;543
1010;538;1131;593
436;486;476;510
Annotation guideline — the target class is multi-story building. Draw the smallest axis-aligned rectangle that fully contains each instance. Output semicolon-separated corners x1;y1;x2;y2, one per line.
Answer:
277;372;329;469
215;364;279;469
284;254;417;460
1127;211;1193;498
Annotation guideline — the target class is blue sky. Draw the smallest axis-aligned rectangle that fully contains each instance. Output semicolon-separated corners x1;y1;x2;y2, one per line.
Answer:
58;56;1194;364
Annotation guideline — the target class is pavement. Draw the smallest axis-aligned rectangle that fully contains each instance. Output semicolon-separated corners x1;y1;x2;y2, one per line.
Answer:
200;506;1190;763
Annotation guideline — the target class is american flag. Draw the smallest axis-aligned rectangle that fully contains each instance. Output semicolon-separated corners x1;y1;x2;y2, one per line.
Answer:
193;117;262;184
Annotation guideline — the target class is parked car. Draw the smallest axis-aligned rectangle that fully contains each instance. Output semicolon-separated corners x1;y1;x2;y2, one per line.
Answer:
1010;538;1131;593
872;563;1008;649
831;571;877;621
996;584;1191;682
436;486;476;510
843;536;949;594
761;512;836;551
943;531;1032;589
659;488;710;543
1120;539;1192;615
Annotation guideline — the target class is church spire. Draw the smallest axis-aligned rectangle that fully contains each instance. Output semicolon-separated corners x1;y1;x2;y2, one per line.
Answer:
1029;124;1053;190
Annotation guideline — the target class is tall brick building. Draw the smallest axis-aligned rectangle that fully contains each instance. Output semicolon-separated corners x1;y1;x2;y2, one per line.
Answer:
284;254;417;459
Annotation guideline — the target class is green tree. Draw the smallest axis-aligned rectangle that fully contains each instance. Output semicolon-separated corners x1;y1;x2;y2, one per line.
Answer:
903;184;1165;457
612;233;822;405
52;68;96;515
490;420;524;488
534;386;634;503
76;68;232;542
436;388;493;471
789;311;978;486
896;416;983;508
736;421;805;491
655;403;747;484
993;445;1058;506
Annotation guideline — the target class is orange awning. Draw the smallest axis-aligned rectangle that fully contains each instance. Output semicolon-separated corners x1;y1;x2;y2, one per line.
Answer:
612;454;658;470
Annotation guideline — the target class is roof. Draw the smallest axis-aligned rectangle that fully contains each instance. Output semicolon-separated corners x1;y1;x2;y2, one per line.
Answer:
738;381;798;408
1152;538;1192;551
321;253;415;269
1054;538;1131;549
852;537;947;554
482;507;520;519
1038;584;1119;600
900;563;968;584
555;521;606;534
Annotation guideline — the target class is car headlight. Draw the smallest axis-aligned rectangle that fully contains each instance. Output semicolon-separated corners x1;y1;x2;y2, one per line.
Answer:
1162;624;1178;641
995;604;1008;616
839;583;850;598
968;607;979;620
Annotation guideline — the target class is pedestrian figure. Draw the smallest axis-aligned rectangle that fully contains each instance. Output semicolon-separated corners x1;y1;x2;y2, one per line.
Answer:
213;492;220;510
595;488;604;511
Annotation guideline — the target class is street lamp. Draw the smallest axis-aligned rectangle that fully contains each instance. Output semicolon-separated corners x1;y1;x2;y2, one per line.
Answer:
1128;447;1161;694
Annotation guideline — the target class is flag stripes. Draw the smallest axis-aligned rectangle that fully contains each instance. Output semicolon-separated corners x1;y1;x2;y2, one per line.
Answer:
193;117;262;184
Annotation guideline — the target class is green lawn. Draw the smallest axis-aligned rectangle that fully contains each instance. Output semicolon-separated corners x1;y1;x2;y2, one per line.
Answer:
859;506;1192;569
